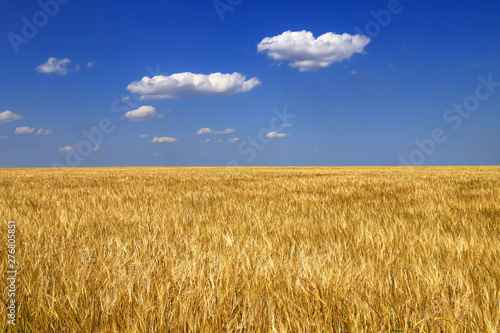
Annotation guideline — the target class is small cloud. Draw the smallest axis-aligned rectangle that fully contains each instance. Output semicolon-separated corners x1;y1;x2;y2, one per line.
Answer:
266;131;291;138
351;70;357;75
126;72;261;100
15;127;35;134
93;144;100;152
0;135;9;140
0;110;22;124
151;137;178;143
36;128;54;135
388;64;394;69
214;128;236;134
336;109;341;113
139;134;149;138
36;57;79;75
281;123;293;127
157;114;165;119
200;139;211;143
196;128;214;135
120;96;130;101
86;60;96;69
58;145;75;154
258;30;371;71
196;127;236;135
154;153;161;156
124;105;158;121
227;138;240;143
213;139;223;143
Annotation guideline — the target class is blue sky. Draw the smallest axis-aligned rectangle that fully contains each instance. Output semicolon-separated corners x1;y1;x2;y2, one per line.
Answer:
1;0;499;167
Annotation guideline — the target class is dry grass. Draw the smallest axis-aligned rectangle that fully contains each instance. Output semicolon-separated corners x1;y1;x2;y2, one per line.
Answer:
1;166;499;332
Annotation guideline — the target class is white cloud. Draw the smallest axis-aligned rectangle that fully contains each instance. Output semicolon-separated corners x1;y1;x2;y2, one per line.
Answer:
58;146;74;154
36;128;54;135
215;128;235;134
15;127;35;134
257;30;371;71
87;60;96;69
351;70;357;75
196;127;236;135
227;138;240;143
281;123;293;127
36;57;79;75
151;137;178;143
124;106;157;121
200;139;211;143
0;110;22;124
139;134;149;138
93;144;100;152
127;72;261;100
196;128;213;135
266;131;291;138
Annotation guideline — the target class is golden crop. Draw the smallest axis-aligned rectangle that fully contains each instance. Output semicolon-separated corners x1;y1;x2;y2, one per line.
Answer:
1;166;499;332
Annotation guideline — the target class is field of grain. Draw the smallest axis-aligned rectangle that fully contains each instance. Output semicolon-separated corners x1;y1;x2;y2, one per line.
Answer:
0;166;499;332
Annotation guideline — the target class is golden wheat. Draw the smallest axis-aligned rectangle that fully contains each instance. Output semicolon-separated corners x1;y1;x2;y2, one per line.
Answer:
1;166;499;332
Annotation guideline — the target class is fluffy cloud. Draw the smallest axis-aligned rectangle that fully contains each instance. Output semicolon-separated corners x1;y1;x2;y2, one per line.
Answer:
124;106;157;121
151;137;178;143
196;128;213;135
227;138;240;143
196;127;236;135
215;128;236;134
15;127;35;134
127;72;261;100
0;110;22;124
257;30;371;71
87;60;96;69
58;146;74;154
36;128;54;135
36;57;79;75
266;131;291;138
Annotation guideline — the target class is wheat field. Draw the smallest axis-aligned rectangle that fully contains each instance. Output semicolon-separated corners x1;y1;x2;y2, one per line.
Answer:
0;166;499;332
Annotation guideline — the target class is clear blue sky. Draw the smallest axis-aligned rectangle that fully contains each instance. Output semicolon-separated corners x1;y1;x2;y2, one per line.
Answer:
1;0;499;167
